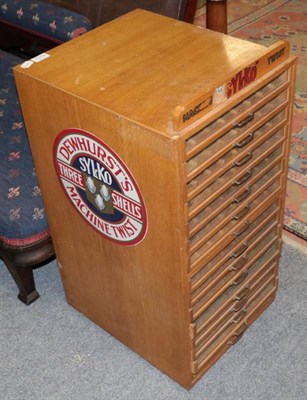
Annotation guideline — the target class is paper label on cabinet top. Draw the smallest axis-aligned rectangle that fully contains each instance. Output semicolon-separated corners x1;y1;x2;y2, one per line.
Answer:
53;129;147;245
31;53;50;62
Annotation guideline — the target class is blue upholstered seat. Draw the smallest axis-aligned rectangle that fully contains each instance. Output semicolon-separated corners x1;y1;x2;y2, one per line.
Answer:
0;0;92;247
0;49;50;246
0;0;92;43
0;1;92;303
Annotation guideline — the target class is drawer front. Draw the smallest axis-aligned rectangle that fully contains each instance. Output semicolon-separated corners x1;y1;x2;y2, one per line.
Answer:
189;173;282;255
189;206;280;292
188;158;283;237
185;70;289;159
188;138;285;220
186;92;287;183
191;227;279;315
184;64;294;382
191;234;280;324
193;267;276;363
189;191;281;271
192;274;277;375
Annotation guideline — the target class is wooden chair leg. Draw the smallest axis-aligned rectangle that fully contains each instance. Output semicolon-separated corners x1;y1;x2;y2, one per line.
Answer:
184;0;199;23
4;261;39;305
0;237;54;305
206;0;227;33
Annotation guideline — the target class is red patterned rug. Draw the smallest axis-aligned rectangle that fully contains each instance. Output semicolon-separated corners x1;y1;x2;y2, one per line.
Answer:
195;0;307;241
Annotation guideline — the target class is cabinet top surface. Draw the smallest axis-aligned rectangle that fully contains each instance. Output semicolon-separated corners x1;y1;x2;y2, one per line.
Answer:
15;9;281;135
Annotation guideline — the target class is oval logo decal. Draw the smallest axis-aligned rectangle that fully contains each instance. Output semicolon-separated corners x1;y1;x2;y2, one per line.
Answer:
53;128;147;245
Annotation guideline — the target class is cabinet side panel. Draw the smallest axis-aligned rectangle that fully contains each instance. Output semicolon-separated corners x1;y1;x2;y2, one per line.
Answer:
15;72;191;387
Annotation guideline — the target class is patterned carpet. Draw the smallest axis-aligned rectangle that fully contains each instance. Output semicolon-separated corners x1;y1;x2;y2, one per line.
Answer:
195;0;307;241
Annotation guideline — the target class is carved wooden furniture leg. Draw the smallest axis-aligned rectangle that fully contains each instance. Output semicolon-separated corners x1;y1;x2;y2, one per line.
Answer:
4;261;39;305
0;238;54;305
207;0;227;33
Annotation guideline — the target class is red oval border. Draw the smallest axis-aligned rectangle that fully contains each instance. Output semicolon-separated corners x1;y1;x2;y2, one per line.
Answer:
53;128;148;246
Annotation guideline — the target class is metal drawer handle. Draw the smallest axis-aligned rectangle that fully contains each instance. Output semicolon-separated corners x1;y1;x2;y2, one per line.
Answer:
232;297;248;312
230;255;247;271
233;170;252;186
228;322;249;345
233;132;254;149
233;112;255;128
233;221;251;237
233;270;248;286
232;309;247;324
234;286;250;301
233;151;253;167
232;205;251;221
232;242;248;258
228;332;244;345
229;322;249;343
233;187;251;203
236;321;249;335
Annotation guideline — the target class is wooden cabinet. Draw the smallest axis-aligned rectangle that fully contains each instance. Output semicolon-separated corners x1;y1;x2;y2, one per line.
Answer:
14;10;296;389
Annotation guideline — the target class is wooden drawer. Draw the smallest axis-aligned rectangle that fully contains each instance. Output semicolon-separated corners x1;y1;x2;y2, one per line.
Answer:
190;197;280;272
190;223;279;313
191;263;278;375
186;91;288;182
188;137;285;217
192;277;277;379
191;234;280;321
189;205;280;288
185;69;289;159
189;186;281;271
193;266;276;361
189;170;282;254
190;245;279;344
191;251;279;344
189;158;283;238
187;123;286;201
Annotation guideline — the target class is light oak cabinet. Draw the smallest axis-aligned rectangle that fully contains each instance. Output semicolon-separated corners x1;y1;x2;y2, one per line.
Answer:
15;10;296;388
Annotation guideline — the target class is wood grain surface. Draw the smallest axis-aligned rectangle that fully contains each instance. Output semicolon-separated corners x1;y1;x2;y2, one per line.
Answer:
14;10;296;388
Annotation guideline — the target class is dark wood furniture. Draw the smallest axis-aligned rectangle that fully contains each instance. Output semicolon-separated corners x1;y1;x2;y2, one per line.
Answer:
207;0;227;33
184;0;227;33
0;0;228;56
43;0;195;26
0;239;54;305
0;47;57;305
43;0;228;31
